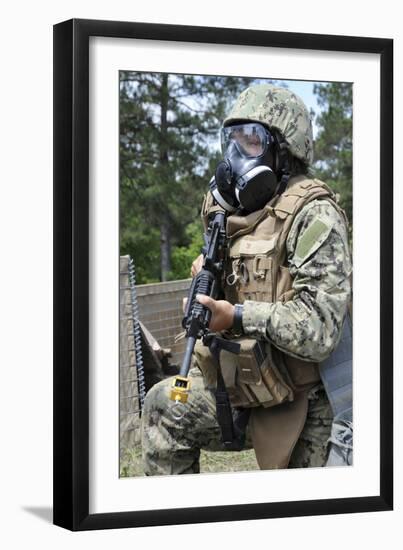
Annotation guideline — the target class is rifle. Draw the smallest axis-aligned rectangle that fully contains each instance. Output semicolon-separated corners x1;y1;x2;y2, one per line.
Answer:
170;209;227;403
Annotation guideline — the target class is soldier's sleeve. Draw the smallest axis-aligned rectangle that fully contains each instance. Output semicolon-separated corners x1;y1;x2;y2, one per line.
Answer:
242;199;352;362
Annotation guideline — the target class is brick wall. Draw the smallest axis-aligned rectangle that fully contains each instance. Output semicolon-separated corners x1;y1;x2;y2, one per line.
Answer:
136;278;191;366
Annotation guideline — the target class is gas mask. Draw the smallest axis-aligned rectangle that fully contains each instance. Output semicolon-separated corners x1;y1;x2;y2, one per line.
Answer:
210;122;280;213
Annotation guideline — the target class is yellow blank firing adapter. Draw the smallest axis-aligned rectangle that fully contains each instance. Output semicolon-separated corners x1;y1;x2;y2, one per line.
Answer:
170;376;191;403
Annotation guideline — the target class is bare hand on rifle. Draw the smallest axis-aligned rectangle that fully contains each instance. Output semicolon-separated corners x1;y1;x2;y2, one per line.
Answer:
183;254;235;332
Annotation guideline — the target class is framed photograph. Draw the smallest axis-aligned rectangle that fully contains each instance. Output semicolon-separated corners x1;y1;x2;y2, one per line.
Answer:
53;19;393;531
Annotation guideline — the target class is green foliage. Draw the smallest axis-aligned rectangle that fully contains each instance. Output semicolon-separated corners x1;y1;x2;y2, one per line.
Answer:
313;83;353;225
120;72;253;282
169;220;205;280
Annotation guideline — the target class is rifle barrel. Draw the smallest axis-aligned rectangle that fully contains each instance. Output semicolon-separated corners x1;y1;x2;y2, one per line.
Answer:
179;336;197;377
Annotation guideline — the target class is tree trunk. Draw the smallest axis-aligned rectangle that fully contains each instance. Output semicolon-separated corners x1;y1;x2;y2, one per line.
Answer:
160;74;171;281
160;215;171;281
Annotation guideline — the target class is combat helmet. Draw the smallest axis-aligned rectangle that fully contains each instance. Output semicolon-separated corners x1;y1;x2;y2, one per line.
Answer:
224;83;314;166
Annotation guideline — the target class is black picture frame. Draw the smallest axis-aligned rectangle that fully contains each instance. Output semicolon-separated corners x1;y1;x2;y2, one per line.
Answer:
53;18;393;531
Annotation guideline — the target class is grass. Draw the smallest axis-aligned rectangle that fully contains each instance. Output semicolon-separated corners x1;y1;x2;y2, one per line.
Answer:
200;448;258;473
120;445;259;477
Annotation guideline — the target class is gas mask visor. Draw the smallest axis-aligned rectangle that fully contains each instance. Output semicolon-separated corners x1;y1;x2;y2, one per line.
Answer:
220;122;273;159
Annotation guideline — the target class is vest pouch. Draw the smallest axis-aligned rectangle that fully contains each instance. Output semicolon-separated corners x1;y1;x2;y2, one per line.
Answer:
193;339;218;390
283;355;321;387
220;338;294;409
227;238;276;303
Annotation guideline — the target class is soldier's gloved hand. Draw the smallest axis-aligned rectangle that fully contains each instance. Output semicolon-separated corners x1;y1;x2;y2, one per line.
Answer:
195;294;235;332
190;254;203;277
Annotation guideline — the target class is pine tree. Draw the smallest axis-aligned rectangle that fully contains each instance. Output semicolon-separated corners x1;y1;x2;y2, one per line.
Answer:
120;72;252;282
313;82;353;226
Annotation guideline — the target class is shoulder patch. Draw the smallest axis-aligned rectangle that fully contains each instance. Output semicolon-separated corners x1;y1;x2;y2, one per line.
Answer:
294;218;332;267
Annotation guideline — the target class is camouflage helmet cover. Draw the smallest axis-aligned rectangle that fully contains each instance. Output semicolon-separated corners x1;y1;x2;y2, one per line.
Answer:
224;83;314;165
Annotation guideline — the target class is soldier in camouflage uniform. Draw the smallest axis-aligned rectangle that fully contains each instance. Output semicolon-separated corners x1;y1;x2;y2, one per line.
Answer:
141;84;352;475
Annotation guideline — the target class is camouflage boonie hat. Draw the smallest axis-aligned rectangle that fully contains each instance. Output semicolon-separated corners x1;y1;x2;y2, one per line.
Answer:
224;84;314;165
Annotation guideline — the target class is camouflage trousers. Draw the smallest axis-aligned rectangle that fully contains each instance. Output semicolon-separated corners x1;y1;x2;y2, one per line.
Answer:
141;366;333;475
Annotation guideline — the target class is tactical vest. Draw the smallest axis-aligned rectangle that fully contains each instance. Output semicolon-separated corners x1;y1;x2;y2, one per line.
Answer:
197;175;346;409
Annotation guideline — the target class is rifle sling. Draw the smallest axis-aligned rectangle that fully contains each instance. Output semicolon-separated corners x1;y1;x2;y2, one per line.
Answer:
207;335;250;451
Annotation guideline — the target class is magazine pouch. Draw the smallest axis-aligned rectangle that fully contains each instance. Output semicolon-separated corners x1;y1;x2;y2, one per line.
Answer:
219;337;294;408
